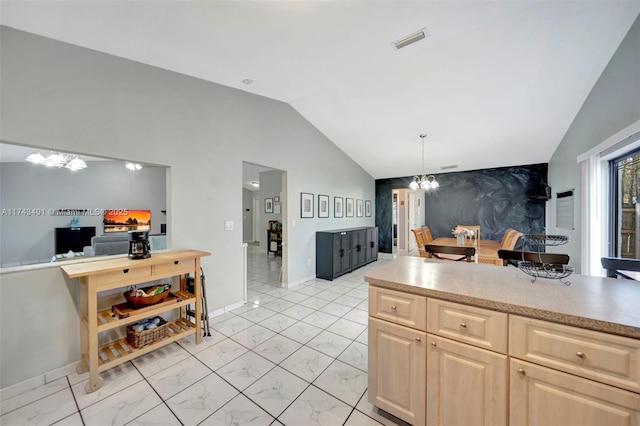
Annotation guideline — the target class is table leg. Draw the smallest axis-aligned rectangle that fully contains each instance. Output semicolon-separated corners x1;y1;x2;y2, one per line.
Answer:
195;257;202;345
85;280;103;393
76;280;89;374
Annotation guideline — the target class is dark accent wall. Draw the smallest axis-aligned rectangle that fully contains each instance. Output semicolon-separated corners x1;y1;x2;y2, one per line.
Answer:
375;164;548;253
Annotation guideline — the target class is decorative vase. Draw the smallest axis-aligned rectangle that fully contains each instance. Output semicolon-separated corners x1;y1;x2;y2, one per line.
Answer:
457;234;465;246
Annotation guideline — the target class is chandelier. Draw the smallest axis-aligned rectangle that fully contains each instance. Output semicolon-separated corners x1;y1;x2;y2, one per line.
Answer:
409;134;439;190
26;151;87;171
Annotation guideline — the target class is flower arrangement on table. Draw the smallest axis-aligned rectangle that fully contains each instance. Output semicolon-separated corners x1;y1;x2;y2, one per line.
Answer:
452;226;475;238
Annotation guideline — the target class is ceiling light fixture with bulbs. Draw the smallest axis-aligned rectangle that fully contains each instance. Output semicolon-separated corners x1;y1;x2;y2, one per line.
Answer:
125;162;142;171
251;181;259;188
26;151;88;171
409;134;439;190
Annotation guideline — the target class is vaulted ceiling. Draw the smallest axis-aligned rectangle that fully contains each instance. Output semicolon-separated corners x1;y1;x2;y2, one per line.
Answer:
2;1;639;179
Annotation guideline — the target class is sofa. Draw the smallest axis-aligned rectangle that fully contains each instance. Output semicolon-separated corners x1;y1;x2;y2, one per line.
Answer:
83;233;167;256
83;234;129;256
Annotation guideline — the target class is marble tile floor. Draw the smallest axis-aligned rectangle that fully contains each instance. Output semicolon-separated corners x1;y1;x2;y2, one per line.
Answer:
0;244;409;426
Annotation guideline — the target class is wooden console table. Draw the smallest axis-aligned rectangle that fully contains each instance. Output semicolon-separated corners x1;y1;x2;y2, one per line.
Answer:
61;249;210;393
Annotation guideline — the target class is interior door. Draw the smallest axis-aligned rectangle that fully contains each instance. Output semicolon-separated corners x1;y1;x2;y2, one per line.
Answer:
407;191;425;253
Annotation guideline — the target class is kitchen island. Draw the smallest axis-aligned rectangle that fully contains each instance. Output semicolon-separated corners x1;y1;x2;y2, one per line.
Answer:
365;256;640;426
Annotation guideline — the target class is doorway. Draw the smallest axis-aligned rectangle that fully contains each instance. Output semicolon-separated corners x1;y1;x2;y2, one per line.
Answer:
393;188;426;256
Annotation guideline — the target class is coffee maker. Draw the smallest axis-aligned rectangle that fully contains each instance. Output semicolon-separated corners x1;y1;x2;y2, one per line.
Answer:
128;230;151;259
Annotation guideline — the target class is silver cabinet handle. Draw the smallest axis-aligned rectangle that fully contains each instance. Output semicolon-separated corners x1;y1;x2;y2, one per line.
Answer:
430;341;437;346
415;337;421;342
390;305;397;310
460;322;467;328
576;351;585;359
517;368;526;377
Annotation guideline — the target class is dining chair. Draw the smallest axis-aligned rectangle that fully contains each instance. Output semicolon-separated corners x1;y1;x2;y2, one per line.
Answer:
500;229;522;251
411;228;429;258
600;257;640;279
421;226;434;243
498;249;570;267
424;244;476;262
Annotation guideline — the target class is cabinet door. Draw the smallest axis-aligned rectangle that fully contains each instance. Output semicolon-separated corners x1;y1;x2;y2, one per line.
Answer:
352;230;366;268
427;334;508;426
369;317;426;426
510;359;640;426
366;227;378;263
332;233;343;277
340;232;351;274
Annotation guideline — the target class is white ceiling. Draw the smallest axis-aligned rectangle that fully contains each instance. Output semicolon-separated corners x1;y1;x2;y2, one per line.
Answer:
1;1;639;179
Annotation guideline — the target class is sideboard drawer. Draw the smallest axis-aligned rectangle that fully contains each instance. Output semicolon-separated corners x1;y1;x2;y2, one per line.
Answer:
369;287;427;331
427;298;508;353
94;266;152;287
510;315;640;393
153;258;195;278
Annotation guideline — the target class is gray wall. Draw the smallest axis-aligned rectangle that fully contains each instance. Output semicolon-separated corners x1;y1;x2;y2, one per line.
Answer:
547;15;640;272
0;160;166;266
0;27;374;388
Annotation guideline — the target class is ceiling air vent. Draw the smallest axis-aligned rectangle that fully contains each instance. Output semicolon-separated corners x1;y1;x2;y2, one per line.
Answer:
393;28;427;50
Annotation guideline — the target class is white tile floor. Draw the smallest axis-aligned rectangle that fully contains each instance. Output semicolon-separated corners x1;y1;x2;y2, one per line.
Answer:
0;244;409;426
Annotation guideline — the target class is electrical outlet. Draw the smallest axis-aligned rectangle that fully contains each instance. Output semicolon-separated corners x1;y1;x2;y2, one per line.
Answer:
307;259;311;266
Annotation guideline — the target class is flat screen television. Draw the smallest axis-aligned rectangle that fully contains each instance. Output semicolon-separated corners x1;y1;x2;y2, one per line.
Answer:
55;226;96;254
103;209;151;233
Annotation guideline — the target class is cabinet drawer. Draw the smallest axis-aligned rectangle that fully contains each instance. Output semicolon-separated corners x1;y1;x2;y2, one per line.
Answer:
510;315;640;393
94;266;152;287
369;287;426;331
427;299;508;354
153;258;195;278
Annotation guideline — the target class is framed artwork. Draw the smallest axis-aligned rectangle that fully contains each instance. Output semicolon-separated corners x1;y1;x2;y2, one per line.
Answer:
356;199;363;217
104;209;150;233
265;198;274;214
346;198;354;217
301;192;314;218
334;197;344;218
365;200;372;217
318;194;329;218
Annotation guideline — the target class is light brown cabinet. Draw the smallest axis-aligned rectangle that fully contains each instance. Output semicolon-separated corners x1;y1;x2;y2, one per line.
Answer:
510;359;640;426
427;334;508;426
368;285;640;426
368;317;426;426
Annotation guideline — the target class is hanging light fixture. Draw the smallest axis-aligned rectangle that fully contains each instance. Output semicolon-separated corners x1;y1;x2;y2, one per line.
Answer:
409;134;439;190
25;151;88;171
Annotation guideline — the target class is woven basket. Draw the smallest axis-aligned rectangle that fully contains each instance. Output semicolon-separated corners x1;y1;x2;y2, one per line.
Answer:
126;317;168;348
124;285;170;308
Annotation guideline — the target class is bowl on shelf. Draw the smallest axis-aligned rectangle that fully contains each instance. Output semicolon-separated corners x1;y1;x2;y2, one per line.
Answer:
124;285;170;308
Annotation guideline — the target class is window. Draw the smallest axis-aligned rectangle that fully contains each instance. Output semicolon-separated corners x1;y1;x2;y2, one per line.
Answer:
610;149;640;258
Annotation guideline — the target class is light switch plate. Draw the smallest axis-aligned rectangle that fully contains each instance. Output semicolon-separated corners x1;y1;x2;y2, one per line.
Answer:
225;221;234;231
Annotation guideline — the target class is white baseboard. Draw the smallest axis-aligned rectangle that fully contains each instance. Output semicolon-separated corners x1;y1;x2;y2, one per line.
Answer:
285;274;316;289
0;362;77;401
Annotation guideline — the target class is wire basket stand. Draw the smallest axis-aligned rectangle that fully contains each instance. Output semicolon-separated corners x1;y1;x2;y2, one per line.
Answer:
517;228;574;285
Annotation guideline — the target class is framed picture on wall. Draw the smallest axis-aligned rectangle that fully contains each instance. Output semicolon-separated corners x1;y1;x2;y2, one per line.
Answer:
318;194;329;218
365;200;372;217
334;197;344;218
301;192;314;218
346;198;354;217
265;198;273;214
356;199;363;217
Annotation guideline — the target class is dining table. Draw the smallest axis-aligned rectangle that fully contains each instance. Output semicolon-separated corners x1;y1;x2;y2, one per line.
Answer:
428;237;503;265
